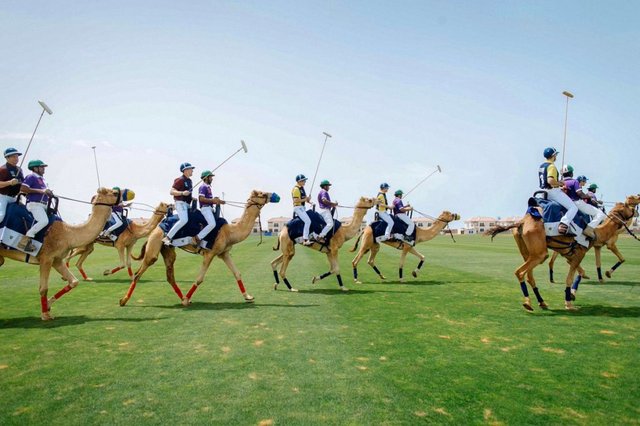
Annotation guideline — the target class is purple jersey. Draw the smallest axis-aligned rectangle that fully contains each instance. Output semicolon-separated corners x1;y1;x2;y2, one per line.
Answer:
393;197;404;214
23;173;49;204
112;204;124;214
563;178;581;201
317;189;332;209
199;184;213;208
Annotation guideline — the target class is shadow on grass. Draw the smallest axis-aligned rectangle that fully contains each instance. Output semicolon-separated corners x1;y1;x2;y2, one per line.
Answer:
0;315;160;329
376;279;450;286
595;280;640;287
139;302;320;311
297;288;410;295
550;305;640;318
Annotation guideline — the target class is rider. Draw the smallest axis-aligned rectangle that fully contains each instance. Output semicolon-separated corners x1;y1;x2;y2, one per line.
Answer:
292;174;313;246
538;148;577;235
392;189;415;241
163;162;195;245
575;175;606;238
195;170;225;245
586;183;603;208
18;160;53;252
101;186;133;240
376;183;394;241
0;147;24;224
317;179;338;244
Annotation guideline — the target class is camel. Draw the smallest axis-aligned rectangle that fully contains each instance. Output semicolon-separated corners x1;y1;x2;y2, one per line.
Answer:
65;202;170;280
548;214;636;283
0;187;121;320
118;190;278;306
270;196;376;292
485;194;640;311
350;211;460;283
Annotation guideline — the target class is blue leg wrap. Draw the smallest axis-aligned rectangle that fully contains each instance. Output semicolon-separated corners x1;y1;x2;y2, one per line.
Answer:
520;282;529;297
571;275;582;291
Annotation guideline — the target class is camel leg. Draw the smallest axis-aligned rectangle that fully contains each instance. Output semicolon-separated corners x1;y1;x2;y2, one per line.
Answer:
104;244;126;276
48;258;81;309
125;244;134;278
548;251;558;283
119;241;161;306
270;254;284;287
514;255;546;311
367;244;385;281
38;259;55;321
158;246;185;303
351;246;370;284
407;247;426;279
605;244;625;280
278;252;297;292
525;269;548;310
183;250;216;305
312;252;347;291
565;254;586;310
595;246;604;282
219;251;255;302
73;244;95;281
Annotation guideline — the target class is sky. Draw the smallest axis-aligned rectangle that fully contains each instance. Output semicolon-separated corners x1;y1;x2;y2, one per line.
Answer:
1;0;638;227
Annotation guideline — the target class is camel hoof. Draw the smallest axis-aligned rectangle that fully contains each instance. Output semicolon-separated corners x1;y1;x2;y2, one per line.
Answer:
354;280;362;284
598;279;604;284
522;302;534;311
119;297;129;307
244;294;255;303
84;277;94;282
181;297;191;307
399;278;404;283
565;303;578;311
103;269;111;276
41;312;54;321
311;276;318;285
582;275;590;280
539;302;549;310
549;279;555;284
273;283;278;290
411;271;417;278
47;297;55;309
341;287;349;292
289;288;299;292
380;275;386;280
605;271;612;279
570;293;576;301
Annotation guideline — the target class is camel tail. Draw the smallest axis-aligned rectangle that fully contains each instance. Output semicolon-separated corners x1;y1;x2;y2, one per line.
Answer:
132;242;147;260
273;239;280;251
484;223;522;241
350;230;364;252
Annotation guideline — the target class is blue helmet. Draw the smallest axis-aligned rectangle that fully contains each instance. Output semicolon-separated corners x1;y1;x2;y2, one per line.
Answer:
543;147;559;159
180;162;195;172
295;174;308;182
380;182;390;189
3;147;22;158
577;175;588;182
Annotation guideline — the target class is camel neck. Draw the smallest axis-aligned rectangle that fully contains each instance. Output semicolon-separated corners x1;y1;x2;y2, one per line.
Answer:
228;204;261;244
64;204;113;247
416;218;448;243
135;210;166;238
343;206;368;240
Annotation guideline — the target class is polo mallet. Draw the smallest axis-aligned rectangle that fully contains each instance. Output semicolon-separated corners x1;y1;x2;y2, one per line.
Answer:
404;165;442;198
560;91;574;174
308;131;332;198
91;146;102;188
193;140;248;188
19;100;53;168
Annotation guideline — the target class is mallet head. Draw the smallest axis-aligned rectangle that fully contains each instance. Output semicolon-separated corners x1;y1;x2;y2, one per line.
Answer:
562;91;574;98
241;140;248;153
323;132;332;138
437;165;442;173
38;100;53;115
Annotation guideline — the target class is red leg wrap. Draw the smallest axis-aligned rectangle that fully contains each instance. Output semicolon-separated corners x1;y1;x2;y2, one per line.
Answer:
171;282;184;299
125;281;137;299
111;266;123;274
54;285;72;300
79;268;88;280
186;284;198;299
127;266;133;277
237;279;246;293
40;296;49;312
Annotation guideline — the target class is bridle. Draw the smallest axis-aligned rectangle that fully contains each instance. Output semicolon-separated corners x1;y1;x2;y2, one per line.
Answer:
605;201;640;241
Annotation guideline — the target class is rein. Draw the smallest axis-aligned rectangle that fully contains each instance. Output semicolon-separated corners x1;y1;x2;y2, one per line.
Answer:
56;194;117;208
605;205;640;241
412;207;457;243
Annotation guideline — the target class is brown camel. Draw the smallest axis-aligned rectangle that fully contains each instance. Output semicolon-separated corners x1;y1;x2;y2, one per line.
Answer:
548;214;636;283
118;190;277;306
350;211;460;283
270;197;376;292
0;187;121;320
65;202;170;280
486;194;640;311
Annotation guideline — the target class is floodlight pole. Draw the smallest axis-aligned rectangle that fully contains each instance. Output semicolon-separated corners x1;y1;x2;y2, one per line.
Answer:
19;100;53;169
560;91;574;172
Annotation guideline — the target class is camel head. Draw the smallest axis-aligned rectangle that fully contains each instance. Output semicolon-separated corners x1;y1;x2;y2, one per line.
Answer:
437;211;460;223
92;187;121;206
355;196;376;209
155;201;171;215
247;190;280;208
610;195;640;222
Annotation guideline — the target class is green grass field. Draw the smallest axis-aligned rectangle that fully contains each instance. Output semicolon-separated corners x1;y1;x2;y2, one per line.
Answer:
1;235;639;425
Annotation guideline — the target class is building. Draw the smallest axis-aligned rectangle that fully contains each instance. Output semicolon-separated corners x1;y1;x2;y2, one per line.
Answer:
497;216;522;227
414;217;435;229
463;216;498;234
339;216;367;232
267;216;291;234
231;218;262;234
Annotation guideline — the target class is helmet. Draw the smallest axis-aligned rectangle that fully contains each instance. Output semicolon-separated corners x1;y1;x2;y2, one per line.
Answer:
201;170;214;179
543;147;559;159
121;188;135;201
380;182;390;189
320;179;331;187
180;162;195;172
394;190;403;196
295;174;308;182
27;160;47;171
112;186;121;191
3;147;22;158
561;164;574;175
576;175;588;182
588;183;598;191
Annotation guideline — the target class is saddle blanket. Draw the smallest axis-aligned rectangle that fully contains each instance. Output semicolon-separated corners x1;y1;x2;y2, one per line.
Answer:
287;209;342;245
370;216;416;245
535;198;590;248
158;209;228;249
0;203;62;255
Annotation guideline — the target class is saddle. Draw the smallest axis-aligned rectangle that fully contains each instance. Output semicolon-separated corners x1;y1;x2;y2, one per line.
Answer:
370;216;416;245
0;202;62;255
158;209;228;249
97;214;132;242
287;209;342;245
531;193;591;248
